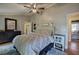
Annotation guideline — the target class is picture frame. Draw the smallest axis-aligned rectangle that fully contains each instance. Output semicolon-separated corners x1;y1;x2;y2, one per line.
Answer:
5;18;17;31
31;23;36;32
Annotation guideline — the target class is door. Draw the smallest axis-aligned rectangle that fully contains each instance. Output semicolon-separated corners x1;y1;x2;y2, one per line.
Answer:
24;22;31;34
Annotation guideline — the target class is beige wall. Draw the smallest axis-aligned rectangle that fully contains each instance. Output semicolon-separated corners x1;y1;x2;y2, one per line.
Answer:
0;15;29;34
29;3;79;49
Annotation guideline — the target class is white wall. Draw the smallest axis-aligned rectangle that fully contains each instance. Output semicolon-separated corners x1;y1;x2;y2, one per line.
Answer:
0;15;29;34
29;3;79;49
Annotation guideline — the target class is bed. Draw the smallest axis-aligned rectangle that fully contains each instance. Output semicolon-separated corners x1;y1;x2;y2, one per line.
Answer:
13;22;66;55
13;30;66;55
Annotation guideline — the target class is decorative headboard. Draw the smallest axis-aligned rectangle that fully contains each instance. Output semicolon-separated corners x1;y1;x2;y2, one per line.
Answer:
35;23;55;36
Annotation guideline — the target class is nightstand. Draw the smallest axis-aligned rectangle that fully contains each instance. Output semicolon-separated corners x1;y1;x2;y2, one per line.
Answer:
53;34;65;51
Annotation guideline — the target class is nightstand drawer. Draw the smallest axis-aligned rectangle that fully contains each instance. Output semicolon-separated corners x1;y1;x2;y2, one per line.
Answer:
55;43;63;51
54;35;64;43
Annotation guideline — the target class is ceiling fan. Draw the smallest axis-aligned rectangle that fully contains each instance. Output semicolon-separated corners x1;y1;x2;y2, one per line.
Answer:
24;3;45;14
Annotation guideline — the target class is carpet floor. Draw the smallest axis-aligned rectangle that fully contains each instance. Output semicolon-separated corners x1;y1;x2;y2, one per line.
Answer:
0;48;20;55
0;42;20;55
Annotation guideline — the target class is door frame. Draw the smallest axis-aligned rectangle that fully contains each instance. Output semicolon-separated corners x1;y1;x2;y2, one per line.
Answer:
67;12;79;42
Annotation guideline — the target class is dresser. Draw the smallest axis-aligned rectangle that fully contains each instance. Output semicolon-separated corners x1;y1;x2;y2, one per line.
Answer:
0;30;21;44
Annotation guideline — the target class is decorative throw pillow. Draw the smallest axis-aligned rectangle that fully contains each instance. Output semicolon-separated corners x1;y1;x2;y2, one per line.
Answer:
39;43;54;55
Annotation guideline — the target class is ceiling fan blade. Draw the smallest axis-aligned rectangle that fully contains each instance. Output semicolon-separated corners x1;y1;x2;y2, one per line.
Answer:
38;7;45;10
24;5;31;8
37;11;40;14
28;10;32;13
33;3;36;9
24;4;36;9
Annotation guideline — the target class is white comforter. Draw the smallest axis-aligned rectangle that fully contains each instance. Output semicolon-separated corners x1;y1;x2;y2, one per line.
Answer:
13;32;53;55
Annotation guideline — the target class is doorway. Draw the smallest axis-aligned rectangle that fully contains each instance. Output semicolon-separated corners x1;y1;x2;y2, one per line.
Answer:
67;12;79;54
24;22;31;34
71;20;79;41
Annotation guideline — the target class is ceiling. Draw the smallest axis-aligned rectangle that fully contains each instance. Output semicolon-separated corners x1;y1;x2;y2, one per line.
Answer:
0;3;55;15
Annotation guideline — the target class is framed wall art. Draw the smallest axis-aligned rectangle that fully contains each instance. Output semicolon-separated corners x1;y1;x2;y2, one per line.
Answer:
5;18;17;31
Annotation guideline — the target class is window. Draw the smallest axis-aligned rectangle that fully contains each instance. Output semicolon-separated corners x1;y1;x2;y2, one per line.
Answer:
72;23;79;32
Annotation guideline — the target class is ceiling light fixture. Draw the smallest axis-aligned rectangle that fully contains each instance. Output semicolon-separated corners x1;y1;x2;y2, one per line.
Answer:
32;9;37;13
